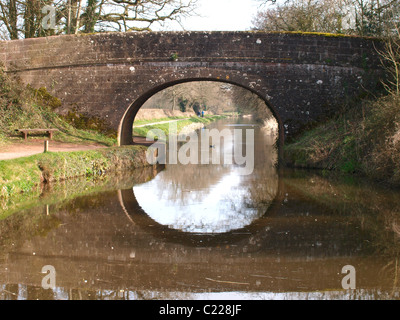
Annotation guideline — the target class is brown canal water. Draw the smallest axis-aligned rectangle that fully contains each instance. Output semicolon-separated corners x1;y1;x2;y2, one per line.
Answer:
0;118;400;300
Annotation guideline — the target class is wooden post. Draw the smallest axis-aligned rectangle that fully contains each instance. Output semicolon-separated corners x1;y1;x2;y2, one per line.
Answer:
44;140;49;153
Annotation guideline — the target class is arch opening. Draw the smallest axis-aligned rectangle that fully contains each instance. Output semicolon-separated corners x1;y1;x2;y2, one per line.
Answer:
118;78;284;159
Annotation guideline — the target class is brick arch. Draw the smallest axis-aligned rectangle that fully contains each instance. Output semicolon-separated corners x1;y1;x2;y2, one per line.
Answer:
118;74;285;154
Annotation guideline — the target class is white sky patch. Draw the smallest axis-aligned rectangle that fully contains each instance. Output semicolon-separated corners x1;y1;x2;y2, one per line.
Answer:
153;0;261;31
133;168;264;234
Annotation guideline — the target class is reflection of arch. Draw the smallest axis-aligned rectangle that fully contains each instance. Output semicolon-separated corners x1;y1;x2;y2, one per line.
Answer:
118;74;285;159
117;175;285;247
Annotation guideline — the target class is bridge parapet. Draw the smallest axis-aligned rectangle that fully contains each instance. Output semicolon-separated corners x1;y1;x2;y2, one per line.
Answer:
0;31;381;71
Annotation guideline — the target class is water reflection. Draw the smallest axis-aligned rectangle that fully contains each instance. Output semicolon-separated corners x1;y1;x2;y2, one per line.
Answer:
133;165;278;234
1;119;400;300
133;119;279;234
2;286;399;301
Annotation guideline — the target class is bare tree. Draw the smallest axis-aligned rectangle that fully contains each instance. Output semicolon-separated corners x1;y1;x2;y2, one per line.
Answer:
253;0;400;36
96;0;198;32
231;85;275;122
0;0;198;39
0;0;20;39
0;0;69;39
252;0;352;33
376;19;400;94
344;0;400;36
142;82;236;114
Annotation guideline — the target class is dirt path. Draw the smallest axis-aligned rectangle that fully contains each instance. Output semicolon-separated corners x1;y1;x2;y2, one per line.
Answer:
0;140;107;161
0;118;196;161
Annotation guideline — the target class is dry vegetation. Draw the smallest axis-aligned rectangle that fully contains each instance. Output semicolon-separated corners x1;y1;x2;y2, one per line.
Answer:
0;68;116;146
284;93;400;186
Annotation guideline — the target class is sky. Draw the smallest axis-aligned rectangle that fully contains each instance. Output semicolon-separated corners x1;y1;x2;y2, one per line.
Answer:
154;0;262;32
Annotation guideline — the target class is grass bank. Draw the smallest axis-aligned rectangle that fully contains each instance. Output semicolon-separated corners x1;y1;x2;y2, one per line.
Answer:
284;93;400;186
0;165;159;223
0;68;117;147
133;115;228;139
133;115;189;127
0;145;150;200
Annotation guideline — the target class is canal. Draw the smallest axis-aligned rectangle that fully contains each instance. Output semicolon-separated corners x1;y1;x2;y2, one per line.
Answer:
0;117;399;300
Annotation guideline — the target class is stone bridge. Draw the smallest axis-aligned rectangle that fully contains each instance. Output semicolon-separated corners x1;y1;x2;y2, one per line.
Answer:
0;31;383;147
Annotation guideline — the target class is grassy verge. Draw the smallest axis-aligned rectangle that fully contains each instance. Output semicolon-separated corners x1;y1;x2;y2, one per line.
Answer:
133;116;189;127
0;145;150;200
284;93;400;186
133;115;227;139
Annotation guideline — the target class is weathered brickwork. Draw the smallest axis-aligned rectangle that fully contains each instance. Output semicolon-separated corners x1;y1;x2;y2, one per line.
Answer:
0;31;383;145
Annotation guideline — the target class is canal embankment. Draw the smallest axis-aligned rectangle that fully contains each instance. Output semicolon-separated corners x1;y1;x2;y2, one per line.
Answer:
0;145;151;201
284;93;400;187
133;113;228;140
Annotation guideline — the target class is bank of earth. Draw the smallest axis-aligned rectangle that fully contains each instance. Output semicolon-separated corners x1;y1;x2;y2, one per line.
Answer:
284;93;400;187
0;145;151;200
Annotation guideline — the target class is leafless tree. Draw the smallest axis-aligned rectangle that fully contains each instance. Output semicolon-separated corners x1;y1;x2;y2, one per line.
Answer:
253;0;400;36
143;82;235;114
96;0;197;32
0;0;198;39
253;0;352;33
375;13;400;95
